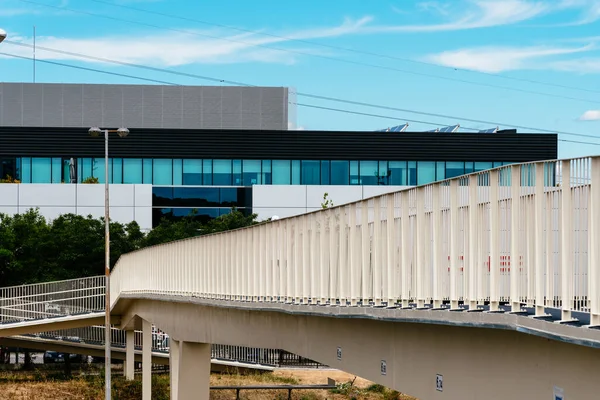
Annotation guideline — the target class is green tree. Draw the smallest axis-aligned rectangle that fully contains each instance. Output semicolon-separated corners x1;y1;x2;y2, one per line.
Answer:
0;209;51;286
0;207;258;287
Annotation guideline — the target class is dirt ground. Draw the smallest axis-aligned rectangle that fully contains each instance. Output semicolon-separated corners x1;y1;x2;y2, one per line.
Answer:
0;368;418;400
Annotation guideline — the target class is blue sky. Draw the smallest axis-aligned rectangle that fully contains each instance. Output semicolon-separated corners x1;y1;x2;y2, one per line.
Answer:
1;0;600;158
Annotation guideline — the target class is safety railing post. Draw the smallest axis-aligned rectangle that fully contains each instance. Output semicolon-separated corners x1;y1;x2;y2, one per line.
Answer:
590;157;600;327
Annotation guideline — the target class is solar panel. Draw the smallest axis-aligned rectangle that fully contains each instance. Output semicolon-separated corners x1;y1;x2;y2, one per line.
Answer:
376;123;409;132
438;124;460;133
390;123;409;132
478;127;498;133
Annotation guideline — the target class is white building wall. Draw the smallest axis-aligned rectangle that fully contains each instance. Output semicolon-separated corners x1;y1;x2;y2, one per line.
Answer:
0;184;153;231
252;185;412;220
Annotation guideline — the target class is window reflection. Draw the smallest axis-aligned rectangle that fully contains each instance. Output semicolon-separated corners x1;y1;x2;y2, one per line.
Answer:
11;157;509;186
243;160;261;185
330;161;349;185
183;159;202;185
301;160;320;185
272;160;291;185
359;161;378;185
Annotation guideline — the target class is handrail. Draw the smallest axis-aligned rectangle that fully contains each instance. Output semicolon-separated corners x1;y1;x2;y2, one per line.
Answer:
110;156;600;327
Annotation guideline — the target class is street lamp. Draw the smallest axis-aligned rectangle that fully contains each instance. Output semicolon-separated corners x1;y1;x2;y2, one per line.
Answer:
0;28;7;43
88;126;129;400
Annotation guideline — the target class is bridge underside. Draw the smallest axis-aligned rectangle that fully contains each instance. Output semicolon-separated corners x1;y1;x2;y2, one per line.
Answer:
114;294;600;400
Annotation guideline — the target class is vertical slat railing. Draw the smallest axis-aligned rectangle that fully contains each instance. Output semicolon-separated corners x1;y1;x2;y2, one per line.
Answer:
534;163;546;316
590;158;600;326
105;157;600;332
561;160;574;322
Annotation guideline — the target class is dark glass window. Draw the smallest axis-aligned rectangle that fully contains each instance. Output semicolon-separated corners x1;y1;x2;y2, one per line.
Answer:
21;157;31;183
124;159;143;184
243;160;261;185
417;161;436;185
183;159;202;185
436;162;445;181
301;160;320;185
0;158;16;181
154;159;173;185
173;159;183;185
32;158;51;183
172;187;219;207
152;187;174;206
320;161;330;185
378;161;389;185
213;159;232;186
388;161;406;185
331;161;349;185
233;160;242;185
464;162;474;174
350;161;359;185
474;162;493;172
272;160;291;185
220;188;252;208
203;159;213;185
359;161;378;185
112;158;123;184
143;159;153;184
51;158;62;183
408;161;417;185
262;160;272;185
446;162;465;179
291;160;301;184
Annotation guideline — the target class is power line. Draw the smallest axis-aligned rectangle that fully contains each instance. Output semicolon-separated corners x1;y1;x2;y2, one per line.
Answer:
0;52;183;86
16;0;600;105
88;0;600;96
2;50;600;145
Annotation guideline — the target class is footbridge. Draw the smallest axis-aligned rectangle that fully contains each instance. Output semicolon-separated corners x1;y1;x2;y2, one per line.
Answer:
0;277;296;371
108;156;600;400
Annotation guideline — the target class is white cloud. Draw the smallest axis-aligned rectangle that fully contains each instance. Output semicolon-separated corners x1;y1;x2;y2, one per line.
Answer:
1;18;370;67
423;43;595;73
372;0;551;33
550;57;600;73
579;110;600;120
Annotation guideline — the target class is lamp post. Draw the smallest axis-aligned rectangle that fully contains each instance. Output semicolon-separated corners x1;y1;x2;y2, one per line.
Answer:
0;28;7;43
88;126;129;400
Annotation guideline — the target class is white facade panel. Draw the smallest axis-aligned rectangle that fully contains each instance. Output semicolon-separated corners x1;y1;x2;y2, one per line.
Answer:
107;207;136;226
133;207;153;232
305;185;364;209
1;184;152;231
134;185;153;208
76;207;106;220
0;185;19;206
0;206;18;215
76;185;106;207
252;185;413;221
108;185;135;207
19;206;76;221
19;184;76;207
252;185;307;209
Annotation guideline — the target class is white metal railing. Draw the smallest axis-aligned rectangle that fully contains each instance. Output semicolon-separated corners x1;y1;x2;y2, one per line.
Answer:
110;157;600;327
20;326;316;366
0;276;105;323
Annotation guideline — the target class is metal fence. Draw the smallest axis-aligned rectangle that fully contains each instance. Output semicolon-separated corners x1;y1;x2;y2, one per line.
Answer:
0;276;105;324
19;326;324;367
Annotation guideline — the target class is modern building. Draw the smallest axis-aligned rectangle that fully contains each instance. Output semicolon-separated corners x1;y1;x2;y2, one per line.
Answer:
0;82;557;230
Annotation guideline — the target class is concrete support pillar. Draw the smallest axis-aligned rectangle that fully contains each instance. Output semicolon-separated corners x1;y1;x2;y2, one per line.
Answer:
170;341;211;400
124;330;135;380
169;339;180;400
142;320;152;400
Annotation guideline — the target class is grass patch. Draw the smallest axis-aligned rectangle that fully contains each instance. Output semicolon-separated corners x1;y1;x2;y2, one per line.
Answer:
0;369;418;400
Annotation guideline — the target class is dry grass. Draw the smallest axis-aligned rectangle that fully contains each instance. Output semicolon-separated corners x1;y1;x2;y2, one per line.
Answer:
0;369;418;400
